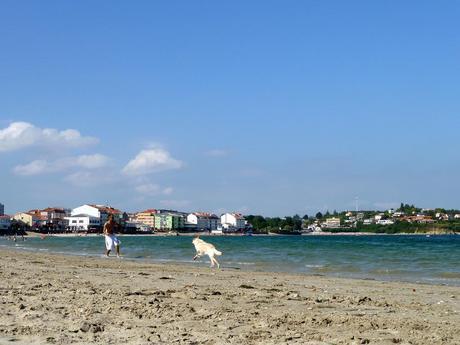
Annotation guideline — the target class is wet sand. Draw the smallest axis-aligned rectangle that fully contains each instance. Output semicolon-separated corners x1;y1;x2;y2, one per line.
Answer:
0;249;458;344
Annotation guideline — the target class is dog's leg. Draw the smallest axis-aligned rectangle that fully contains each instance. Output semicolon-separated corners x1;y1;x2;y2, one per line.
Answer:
193;252;202;261
209;256;219;268
209;255;214;268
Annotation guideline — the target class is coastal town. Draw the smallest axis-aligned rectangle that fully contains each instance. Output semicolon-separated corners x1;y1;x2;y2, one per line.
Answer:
0;202;247;235
1;201;459;235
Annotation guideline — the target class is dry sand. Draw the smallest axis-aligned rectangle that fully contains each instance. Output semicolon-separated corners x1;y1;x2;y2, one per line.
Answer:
0;249;458;345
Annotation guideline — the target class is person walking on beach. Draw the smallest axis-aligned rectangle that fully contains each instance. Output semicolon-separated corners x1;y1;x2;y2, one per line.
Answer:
103;214;121;257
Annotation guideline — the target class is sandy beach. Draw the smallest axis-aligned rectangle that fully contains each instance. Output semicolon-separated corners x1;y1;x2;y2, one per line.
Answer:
0;249;458;345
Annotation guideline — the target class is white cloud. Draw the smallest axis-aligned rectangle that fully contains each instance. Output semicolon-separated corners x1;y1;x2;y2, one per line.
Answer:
75;154;110;169
13;160;49;176
64;170;116;187
162;187;174;195
0;121;98;152
64;171;96;187
135;183;174;196
13;154;110;176
122;148;183;176
205;149;228;157
135;183;161;195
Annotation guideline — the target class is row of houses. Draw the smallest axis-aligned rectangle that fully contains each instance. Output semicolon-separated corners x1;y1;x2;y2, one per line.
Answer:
129;209;246;232
0;202;248;233
321;210;460;229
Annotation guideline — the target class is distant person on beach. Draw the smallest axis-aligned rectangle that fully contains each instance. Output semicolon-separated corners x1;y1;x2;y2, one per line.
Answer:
103;214;121;257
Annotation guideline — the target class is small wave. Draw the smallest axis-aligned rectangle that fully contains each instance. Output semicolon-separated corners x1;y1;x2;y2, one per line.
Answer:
436;272;460;279
423;277;460;284
309;265;363;273
369;269;408;275
226;261;255;266
305;264;324;268
310;266;336;273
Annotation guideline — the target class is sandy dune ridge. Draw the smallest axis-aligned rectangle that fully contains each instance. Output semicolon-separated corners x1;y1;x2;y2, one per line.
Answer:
0;249;459;344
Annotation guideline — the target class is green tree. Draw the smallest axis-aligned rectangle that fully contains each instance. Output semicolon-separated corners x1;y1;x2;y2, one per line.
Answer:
245;215;267;230
293;219;302;230
284;217;294;227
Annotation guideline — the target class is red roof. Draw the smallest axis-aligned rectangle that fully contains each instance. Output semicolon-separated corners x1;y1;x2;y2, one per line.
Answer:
90;205;122;214
42;207;66;213
194;212;219;219
232;213;244;219
27;209;41;215
139;209;157;214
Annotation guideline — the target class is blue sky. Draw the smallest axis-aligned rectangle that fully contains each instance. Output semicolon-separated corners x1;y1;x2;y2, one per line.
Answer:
1;1;459;216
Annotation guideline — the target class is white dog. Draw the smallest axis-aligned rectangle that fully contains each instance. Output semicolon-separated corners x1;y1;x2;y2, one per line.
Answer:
192;236;222;268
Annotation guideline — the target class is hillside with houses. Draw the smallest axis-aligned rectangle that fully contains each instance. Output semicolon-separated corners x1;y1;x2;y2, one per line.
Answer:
247;203;460;234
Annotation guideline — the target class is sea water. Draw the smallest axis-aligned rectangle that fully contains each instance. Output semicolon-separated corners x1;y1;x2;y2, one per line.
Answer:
1;234;459;286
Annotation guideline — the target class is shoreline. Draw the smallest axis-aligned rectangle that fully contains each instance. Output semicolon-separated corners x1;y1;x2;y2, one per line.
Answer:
3;243;459;288
20;231;459;238
0;249;458;344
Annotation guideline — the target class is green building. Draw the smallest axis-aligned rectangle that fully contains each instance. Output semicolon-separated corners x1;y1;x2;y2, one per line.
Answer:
154;213;185;231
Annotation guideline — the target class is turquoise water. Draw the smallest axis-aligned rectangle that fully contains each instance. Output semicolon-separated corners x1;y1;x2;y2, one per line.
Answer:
1;234;459;286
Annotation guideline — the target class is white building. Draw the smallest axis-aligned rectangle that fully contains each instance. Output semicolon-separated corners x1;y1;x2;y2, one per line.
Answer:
377;219;394;225
435;212;450;221
374;213;384;221
220;213;245;230
0;215;11;230
65;214;100;231
306;224;322;233
71;205;100;217
71;204;121;224
187;213;208;230
346;216;357;222
324;217;341;228
0;203;4;216
187;213;220;231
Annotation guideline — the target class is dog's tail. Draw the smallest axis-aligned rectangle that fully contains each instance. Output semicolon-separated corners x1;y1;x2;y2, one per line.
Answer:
214;249;222;256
